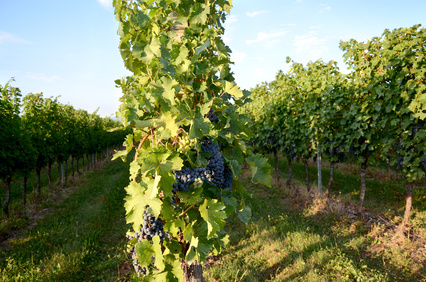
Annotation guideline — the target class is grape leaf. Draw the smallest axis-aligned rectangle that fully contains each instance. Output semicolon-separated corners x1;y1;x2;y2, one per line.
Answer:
246;154;272;187
152;236;165;271
189;112;210;139
199;199;226;238
238;206;251;225
135;240;155;267
124;181;162;231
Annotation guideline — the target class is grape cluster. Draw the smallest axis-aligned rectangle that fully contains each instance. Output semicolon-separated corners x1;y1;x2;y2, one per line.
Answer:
202;138;225;186
126;207;169;277
125;239;147;277
421;157;426;173
140;208;168;243
172;138;233;193
173;167;206;192
206;108;219;124
327;140;346;163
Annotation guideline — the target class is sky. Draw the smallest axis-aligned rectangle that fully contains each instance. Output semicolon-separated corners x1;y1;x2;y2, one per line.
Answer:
1;0;425;117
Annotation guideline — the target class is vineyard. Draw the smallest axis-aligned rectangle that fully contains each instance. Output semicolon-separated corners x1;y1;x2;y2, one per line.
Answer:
0;80;129;229
1;0;426;281
242;24;426;240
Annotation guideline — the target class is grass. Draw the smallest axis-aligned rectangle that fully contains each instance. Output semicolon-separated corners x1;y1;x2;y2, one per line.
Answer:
1;152;425;281
0;156;132;281
0;155;104;237
204;157;426;281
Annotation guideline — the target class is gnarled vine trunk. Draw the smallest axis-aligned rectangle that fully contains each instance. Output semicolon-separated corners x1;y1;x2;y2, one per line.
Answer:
2;175;12;219
287;158;293;187
357;157;369;215
36;168;41;198
23;175;28;209
317;143;322;194
76;157;82;175
182;262;203;282
273;149;280;181
71;156;75;179
302;158;310;192
395;181;413;239
57;163;61;185
64;160;68;182
327;161;335;197
48;162;52;191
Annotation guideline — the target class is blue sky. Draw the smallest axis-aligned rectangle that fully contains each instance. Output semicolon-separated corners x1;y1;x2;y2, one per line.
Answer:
1;0;425;117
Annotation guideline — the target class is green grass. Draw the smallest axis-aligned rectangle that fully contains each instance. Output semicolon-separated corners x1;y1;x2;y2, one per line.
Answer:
0;156;98;234
270;155;426;217
0;156;132;281
1;153;425;281
204;156;426;281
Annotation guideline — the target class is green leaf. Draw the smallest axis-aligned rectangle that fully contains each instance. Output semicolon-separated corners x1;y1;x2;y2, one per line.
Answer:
178;185;203;206
164;218;185;237
223;196;238;215
152;236;165;271
141;37;161;64
195;38;210;55
231;179;246;194
124;182;162;231
133;119;153;129
199;199;226;238
246;154;272;187
237;206;251;224
135;240;155;267
112;149;127;161
189;112;210;139
146;171;161;199
224;81;244;99
189;3;210;25
155;112;180;139
185;232;211;263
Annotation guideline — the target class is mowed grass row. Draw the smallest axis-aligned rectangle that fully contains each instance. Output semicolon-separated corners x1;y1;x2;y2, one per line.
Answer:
1;153;425;281
0;155;109;235
0;157;132;281
204;157;426;281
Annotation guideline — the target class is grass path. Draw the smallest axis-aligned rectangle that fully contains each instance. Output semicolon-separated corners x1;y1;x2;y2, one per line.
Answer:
0;158;132;281
204;162;426;281
1;155;425;281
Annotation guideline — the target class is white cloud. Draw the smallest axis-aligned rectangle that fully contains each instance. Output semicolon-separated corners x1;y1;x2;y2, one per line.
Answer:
0;31;30;45
246;29;289;46
223;15;237;44
225;15;238;26
293;30;329;59
319;5;331;13
232;52;247;63
97;0;112;8
280;23;297;27
26;73;64;83
246;10;270;17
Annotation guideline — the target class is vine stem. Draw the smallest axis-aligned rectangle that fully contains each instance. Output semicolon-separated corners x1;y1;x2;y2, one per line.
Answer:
133;129;153;182
179;201;198;217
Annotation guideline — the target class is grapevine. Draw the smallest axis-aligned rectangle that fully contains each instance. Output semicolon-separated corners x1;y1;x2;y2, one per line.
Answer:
112;0;271;280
